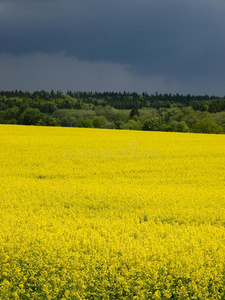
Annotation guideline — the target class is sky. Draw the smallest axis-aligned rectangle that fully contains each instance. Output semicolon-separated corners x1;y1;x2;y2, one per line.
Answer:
0;0;225;96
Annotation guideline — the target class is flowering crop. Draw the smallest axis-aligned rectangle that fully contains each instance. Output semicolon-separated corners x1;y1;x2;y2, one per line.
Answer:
0;125;225;299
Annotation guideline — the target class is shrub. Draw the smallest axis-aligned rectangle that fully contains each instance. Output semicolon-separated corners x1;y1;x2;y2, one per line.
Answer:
38;115;61;126
192;118;223;134
92;116;108;128
142;117;163;131
76;119;94;128
166;121;189;132
18;108;43;125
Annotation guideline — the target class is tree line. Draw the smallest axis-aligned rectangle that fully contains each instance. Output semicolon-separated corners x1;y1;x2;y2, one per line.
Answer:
0;90;224;134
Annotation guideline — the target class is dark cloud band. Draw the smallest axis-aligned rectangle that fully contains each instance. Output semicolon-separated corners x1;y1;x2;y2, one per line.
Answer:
0;0;225;94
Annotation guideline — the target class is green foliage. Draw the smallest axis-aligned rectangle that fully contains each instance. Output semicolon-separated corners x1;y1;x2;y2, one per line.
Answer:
142;117;163;131
60;116;77;127
102;122;115;129
7;119;17;124
18;108;43;125
0;118;7;124
166;121;189;132
105;108;130;123
0;111;7;124
210;111;225;131
114;120;126;130
53;109;95;121
92;116;108;128
192;118;223;134
129;107;139;119
38;115;61;126
94;105;105;116
126;119;142;130
3;107;19;121
18;103;30;116
76;119;94;128
0;90;224;134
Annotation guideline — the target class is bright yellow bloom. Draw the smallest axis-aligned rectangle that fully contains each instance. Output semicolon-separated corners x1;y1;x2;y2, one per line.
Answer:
0;125;225;299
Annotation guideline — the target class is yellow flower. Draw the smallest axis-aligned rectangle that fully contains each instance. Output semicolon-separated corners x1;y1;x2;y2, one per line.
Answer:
0;125;225;299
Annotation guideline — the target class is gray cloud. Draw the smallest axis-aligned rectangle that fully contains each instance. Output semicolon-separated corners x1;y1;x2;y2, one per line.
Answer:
0;0;225;94
0;52;224;96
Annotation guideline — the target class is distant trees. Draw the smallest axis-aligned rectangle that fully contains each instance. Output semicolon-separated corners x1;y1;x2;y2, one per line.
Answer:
60;116;77;127
166;121;189;132
142;117;163;131
0;90;223;111
192;118;223;134
114;120;126;130
3;107;19;121
18;108;43;125
92;116;108;128
142;118;189;133
126;119;142;130
0;90;224;134
129;107;139;119
76;119;94;128
38;115;61;126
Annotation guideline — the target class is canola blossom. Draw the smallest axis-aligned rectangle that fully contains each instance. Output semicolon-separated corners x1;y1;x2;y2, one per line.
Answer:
0;124;225;299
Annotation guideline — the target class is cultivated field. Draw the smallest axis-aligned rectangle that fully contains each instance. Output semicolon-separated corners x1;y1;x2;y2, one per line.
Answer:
0;125;225;299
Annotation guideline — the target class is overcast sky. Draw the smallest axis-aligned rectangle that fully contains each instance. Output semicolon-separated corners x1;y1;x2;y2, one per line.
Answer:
0;0;225;95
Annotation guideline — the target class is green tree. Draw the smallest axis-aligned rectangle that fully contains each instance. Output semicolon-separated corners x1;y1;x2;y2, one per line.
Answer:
76;119;94;128
92;116;108;128
114;120;126;129
0;111;7;124
18;103;30;116
18;108;43;125
192;118;223;134
142;117;163;131
126;119;142;130
102;122;115;129
129;107;139;119
7;119;17;124
61;116;77;127
166;121;189;132
38;115;61;126
3;107;19;121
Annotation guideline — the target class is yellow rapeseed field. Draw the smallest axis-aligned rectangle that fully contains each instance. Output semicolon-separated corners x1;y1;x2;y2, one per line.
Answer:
0;124;225;299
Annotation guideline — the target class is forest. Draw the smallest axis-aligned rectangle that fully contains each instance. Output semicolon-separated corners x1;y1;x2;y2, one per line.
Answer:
0;90;225;134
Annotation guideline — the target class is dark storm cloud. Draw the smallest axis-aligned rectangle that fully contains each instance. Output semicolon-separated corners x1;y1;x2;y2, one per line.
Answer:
0;0;225;94
2;52;224;95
